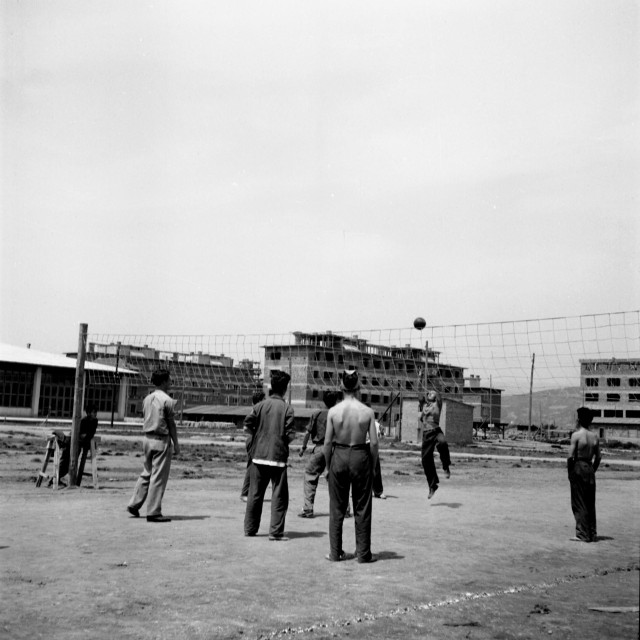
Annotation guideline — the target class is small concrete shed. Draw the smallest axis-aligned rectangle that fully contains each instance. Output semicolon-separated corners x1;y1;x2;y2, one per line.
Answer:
400;396;473;445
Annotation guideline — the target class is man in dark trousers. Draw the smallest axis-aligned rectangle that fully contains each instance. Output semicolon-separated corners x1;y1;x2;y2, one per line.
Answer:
324;369;378;563
243;370;296;540
298;390;337;518
127;369;180;523
419;391;451;499
240;389;266;502
568;406;601;542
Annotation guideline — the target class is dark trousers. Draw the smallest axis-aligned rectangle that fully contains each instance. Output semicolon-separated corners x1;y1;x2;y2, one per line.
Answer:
244;463;289;537
240;458;251;497
241;436;253;498
328;445;373;562
569;461;597;541
372;456;384;496
421;428;450;490
55;433;91;480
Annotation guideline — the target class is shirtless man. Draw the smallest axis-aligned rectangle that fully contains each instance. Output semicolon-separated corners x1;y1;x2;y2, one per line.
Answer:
567;407;602;542
324;369;378;563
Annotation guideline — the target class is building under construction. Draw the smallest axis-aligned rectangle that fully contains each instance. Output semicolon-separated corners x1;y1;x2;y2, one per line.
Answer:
82;342;262;418
264;331;466;428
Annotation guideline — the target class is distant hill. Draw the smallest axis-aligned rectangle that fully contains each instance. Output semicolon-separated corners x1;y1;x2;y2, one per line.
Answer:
500;387;582;429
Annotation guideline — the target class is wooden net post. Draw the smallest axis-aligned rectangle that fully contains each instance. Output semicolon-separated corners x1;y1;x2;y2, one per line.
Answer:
69;323;88;486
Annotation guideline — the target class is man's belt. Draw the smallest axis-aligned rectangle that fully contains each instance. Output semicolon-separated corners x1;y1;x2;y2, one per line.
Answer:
334;442;367;450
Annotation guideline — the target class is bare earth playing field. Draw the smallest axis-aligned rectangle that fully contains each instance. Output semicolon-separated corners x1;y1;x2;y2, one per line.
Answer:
1;426;638;640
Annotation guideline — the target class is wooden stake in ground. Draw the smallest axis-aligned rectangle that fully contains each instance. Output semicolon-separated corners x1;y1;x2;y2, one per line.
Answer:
69;323;87;486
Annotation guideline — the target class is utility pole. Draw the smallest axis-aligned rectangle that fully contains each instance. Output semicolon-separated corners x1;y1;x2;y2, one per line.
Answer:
69;323;88;486
110;342;121;428
527;353;535;440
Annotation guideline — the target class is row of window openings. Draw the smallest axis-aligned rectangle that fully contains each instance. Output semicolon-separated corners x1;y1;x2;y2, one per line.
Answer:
311;371;459;390
313;371;392;386
169;378;255;388
128;383;248;400
585;378;640;387
180;392;248;402
270;353;461;379
591;409;640;419
584;393;640;403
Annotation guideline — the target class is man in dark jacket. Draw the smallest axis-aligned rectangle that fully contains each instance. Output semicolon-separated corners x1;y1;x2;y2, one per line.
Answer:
243;370;296;540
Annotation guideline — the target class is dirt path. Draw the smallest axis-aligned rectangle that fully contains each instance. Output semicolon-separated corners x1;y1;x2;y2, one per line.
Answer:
1;430;638;640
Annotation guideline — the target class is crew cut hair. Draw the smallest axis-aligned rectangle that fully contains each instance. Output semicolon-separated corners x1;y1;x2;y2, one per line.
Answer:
151;368;171;387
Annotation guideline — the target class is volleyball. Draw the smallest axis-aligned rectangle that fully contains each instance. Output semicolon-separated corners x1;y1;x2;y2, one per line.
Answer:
413;317;426;330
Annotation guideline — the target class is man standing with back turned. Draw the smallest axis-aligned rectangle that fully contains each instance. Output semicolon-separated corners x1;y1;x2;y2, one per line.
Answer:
243;370;296;540
567;406;601;542
127;368;180;523
324;369;378;563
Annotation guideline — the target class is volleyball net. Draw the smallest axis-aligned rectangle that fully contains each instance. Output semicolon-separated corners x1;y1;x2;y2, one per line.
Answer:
84;311;639;405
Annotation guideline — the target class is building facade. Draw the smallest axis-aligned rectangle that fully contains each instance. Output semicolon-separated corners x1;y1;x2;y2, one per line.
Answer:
580;358;640;442
264;331;466;427
0;343;130;420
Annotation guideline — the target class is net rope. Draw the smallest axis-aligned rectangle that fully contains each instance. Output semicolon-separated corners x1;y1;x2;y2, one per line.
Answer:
82;311;639;413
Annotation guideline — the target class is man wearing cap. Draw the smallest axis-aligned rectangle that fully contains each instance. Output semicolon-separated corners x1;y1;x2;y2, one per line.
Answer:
324;369;378;563
243;370;296;540
567;407;601;542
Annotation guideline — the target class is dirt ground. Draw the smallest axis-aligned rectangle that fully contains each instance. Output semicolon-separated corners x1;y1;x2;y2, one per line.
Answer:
1;425;638;640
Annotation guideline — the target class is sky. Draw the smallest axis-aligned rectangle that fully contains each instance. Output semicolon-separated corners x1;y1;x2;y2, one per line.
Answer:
1;0;638;354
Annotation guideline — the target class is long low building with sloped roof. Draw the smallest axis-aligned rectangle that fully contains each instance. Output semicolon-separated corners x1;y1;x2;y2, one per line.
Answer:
0;343;135;421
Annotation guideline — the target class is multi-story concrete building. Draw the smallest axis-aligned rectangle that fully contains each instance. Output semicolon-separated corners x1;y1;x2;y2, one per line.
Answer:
580;358;640;443
81;342;262;417
264;331;465;427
